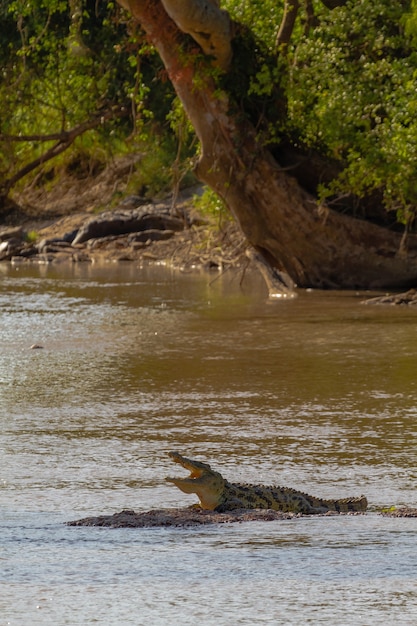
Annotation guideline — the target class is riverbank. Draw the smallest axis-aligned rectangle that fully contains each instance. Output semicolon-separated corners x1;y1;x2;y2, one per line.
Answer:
0;194;247;270
1;203;247;273
0;157;247;270
2;163;415;303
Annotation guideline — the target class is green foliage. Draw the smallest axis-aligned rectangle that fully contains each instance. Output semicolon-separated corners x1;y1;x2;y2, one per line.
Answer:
193;187;230;224
221;23;287;147
0;0;177;197
404;0;417;45
221;0;417;224
25;230;39;243
125;136;178;198
123;131;196;199
224;0;284;52
3;0;417;230
285;0;417;217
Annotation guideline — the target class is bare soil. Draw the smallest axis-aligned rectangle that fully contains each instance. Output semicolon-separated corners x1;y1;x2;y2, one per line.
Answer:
9;154;144;225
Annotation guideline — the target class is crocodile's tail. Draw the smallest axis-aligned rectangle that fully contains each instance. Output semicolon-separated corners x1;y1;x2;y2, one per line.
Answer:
325;495;368;512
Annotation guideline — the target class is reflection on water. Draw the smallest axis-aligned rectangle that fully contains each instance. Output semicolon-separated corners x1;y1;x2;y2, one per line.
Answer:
1;263;417;624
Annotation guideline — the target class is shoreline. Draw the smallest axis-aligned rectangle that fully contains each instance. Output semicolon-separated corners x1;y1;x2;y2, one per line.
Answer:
0;196;247;271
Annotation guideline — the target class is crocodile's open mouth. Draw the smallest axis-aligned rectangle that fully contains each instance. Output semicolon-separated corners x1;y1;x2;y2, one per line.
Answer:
167;451;210;479
165;451;225;510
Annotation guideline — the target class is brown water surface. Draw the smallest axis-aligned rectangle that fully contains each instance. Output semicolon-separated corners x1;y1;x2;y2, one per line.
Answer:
1;263;417;624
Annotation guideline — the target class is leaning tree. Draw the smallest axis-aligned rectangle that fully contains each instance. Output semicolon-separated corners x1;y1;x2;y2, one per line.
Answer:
117;0;417;290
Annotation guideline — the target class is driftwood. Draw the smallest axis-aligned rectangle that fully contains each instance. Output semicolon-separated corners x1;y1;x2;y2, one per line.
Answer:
72;207;184;245
363;289;417;306
246;248;297;298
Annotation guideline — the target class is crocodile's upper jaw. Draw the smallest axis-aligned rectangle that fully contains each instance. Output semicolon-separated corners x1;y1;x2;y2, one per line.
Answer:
165;451;225;510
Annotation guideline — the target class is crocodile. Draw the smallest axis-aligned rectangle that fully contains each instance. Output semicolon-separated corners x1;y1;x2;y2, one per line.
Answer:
166;452;368;514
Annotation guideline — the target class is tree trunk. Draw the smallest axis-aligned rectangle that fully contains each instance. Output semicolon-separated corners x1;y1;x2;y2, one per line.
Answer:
118;0;417;289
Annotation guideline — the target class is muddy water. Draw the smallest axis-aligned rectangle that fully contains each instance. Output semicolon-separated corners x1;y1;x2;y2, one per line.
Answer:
1;262;417;625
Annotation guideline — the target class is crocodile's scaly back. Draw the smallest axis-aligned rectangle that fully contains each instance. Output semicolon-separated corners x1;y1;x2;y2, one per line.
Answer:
165;452;368;514
218;481;368;514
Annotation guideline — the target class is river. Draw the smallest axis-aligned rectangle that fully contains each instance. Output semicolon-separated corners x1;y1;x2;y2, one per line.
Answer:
1;262;417;625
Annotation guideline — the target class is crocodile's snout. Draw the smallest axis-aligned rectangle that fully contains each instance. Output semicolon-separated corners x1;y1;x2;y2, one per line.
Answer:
166;451;225;510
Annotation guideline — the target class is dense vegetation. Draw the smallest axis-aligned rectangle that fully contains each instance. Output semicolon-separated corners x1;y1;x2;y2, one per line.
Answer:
1;0;417;228
221;0;417;227
0;0;185;205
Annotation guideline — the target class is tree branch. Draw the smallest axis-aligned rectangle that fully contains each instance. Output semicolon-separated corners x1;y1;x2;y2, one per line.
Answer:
303;0;319;34
276;0;300;52
276;0;345;50
1;131;75;142
161;0;232;70
119;0;232;70
319;0;348;8
1;105;128;197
